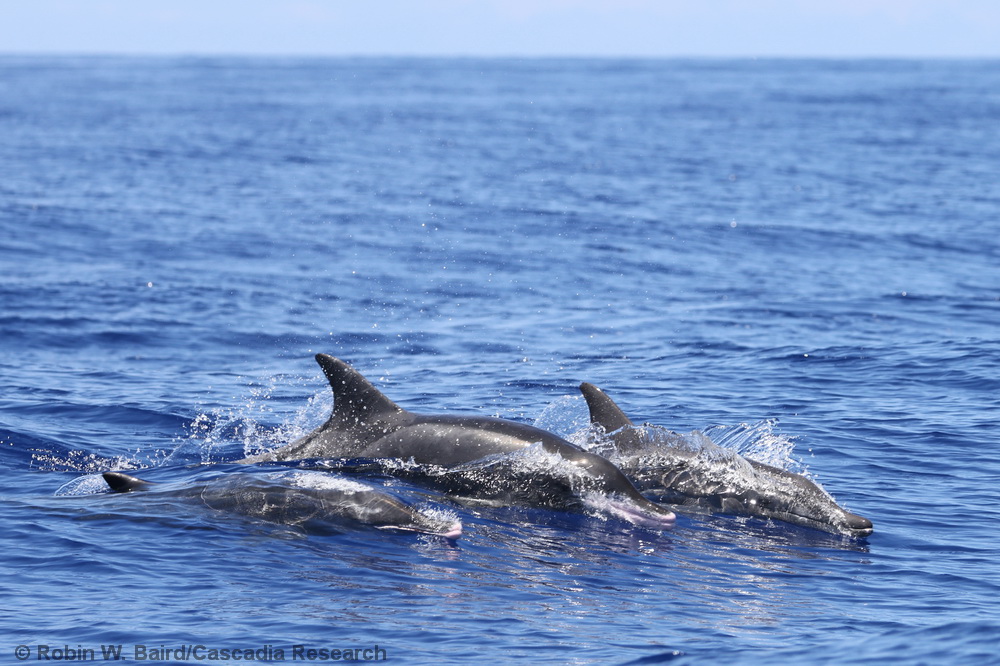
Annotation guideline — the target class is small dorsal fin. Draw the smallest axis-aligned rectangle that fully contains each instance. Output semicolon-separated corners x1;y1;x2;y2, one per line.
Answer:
103;471;153;493
580;382;636;431
316;354;404;426
580;383;649;454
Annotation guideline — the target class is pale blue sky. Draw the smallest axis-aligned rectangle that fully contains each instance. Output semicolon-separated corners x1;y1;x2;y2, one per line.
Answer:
1;0;998;58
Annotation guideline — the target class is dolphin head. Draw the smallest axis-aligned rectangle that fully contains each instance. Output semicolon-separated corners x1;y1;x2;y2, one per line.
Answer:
280;471;463;538
563;447;677;529
737;465;873;537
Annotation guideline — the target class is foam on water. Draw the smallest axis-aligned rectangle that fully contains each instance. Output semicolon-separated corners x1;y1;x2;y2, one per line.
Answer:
703;419;801;472
53;473;112;497
281;469;376;495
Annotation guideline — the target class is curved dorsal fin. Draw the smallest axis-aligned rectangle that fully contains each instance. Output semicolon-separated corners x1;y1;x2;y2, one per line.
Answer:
580;382;636;431
580;382;650;454
316;354;405;426
103;471;153;493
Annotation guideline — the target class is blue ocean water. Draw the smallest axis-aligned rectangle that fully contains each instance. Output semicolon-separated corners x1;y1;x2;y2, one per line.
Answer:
1;56;999;664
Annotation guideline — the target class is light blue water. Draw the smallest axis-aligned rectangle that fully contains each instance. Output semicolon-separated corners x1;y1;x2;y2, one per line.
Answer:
1;57;998;664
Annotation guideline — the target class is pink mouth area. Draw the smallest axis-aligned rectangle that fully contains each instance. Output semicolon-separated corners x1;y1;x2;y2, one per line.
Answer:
601;498;677;529
379;521;463;539
434;522;463;539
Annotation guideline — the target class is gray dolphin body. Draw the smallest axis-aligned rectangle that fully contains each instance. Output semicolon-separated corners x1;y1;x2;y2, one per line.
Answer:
240;354;676;528
102;470;462;538
579;383;873;538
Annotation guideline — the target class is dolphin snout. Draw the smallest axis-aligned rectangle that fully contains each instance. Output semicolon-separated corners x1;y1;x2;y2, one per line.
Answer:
602;497;677;529
844;512;873;535
435;521;463;539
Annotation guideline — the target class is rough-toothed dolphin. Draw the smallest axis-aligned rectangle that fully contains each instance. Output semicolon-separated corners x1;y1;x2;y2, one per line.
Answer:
102;470;462;538
579;383;873;538
240;354;676;529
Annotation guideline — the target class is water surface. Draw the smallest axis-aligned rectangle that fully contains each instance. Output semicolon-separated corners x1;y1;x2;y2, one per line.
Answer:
1;57;998;664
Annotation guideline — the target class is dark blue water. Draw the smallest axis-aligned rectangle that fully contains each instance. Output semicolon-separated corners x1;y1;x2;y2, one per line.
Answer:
2;57;999;664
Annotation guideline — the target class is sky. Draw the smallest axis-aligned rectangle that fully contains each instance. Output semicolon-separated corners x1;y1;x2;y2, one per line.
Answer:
1;0;998;58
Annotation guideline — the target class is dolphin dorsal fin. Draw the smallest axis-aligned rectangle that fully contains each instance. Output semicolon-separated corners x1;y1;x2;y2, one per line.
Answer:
580;382;636;431
580;383;649;454
103;471;153;493
316;354;405;426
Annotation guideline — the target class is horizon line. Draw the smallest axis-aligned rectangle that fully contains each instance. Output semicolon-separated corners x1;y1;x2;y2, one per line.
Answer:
3;51;998;61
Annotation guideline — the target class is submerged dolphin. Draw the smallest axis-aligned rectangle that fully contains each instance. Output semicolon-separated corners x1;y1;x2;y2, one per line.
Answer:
579;383;873;538
240;354;676;529
102;469;462;538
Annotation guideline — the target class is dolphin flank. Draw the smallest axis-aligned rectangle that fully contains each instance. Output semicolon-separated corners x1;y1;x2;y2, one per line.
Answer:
240;354;676;529
579;382;873;538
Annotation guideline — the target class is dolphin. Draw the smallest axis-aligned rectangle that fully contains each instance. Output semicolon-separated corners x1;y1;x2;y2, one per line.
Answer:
579;383;873;538
239;354;676;529
102;469;462;538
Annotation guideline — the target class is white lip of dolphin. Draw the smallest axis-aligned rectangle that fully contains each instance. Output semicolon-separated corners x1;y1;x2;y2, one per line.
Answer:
582;492;677;529
379;520;463;539
786;510;873;538
736;501;873;538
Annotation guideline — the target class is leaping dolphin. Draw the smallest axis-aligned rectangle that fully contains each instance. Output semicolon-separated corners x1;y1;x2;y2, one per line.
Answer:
102;469;462;538
579;383;873;538
239;354;676;529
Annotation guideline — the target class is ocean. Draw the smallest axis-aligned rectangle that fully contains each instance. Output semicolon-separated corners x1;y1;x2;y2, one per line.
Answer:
1;56;998;664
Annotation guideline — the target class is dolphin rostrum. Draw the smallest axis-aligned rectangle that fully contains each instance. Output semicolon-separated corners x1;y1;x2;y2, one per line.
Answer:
579;382;873;538
102;469;462;538
240;354;676;529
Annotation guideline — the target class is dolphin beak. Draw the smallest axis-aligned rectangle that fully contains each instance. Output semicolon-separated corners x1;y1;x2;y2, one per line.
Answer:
379;521;463;539
598;496;677;529
435;521;464;539
844;512;873;536
416;517;463;539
